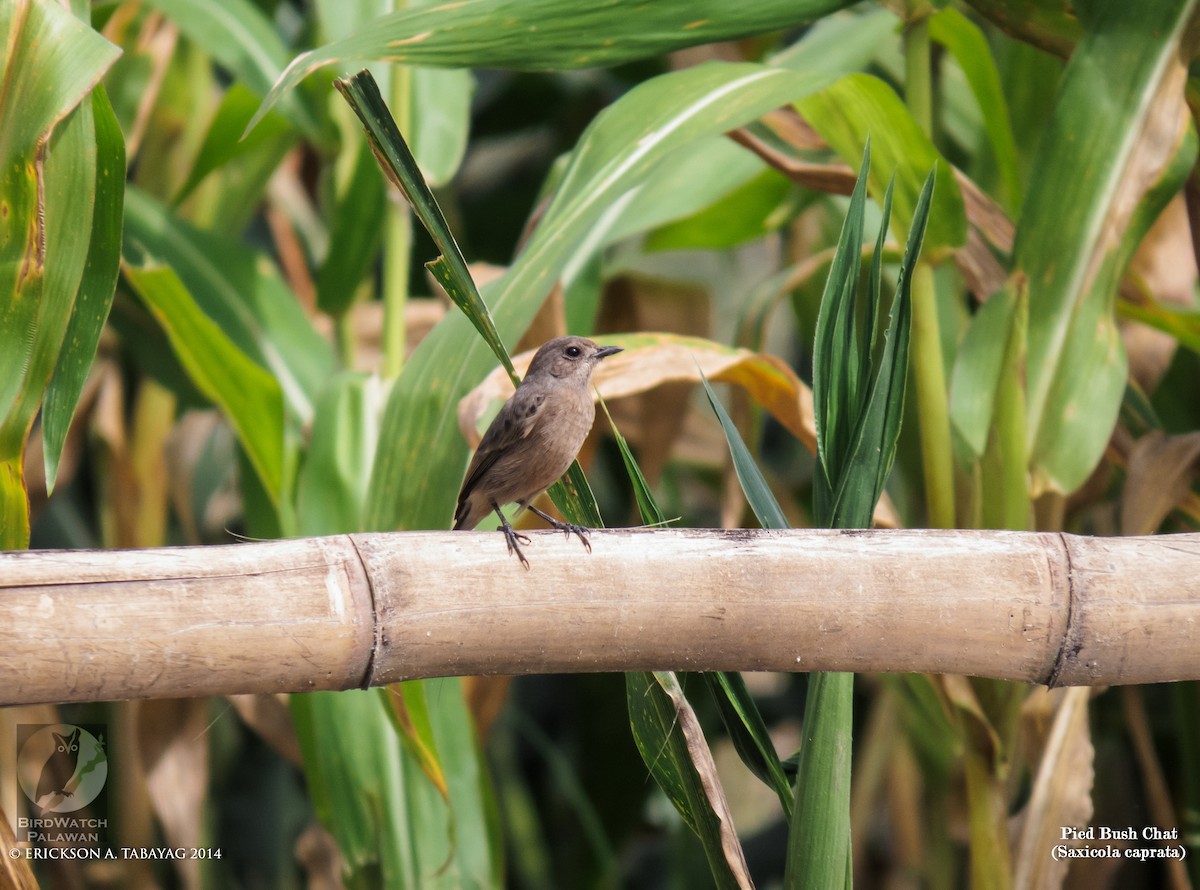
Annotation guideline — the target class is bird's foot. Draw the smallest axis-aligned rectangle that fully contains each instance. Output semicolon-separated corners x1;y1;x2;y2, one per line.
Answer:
525;504;594;553
500;523;532;570
547;518;593;553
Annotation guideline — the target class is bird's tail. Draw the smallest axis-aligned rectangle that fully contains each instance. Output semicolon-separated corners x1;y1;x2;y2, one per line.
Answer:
452;497;475;531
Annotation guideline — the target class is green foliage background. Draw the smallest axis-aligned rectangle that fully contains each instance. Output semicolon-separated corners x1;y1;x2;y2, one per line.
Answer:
3;0;1200;887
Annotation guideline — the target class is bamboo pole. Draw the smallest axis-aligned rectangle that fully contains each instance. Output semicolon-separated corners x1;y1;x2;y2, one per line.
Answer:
1;529;1197;706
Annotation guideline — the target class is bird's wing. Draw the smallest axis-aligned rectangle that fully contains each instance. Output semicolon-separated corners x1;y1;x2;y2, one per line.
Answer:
454;389;546;524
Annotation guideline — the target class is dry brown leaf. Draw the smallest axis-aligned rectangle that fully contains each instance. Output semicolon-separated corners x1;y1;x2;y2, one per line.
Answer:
295;821;346;890
137;698;211;890
462;676;513;739
0;812;39;890
227;693;303;766
1123;195;1195;390
1013;687;1094;890
165;410;232;545
1120;430;1200;535
1120;686;1191;890
600;276;712;482
654;672;754;889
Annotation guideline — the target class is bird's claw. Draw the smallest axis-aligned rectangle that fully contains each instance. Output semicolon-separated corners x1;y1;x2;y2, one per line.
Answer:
551;520;592;553
501;525;532;569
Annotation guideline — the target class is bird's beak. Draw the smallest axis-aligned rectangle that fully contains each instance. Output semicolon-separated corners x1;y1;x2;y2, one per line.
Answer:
594;345;623;360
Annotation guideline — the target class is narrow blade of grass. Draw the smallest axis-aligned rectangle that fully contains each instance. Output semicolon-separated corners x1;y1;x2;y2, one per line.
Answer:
597;395;666;527
812;140;871;505
701;671;794;821
334;69;517;384
699;371;787;529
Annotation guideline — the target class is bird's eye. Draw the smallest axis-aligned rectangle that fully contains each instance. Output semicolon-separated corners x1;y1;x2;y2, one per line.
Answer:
565;346;582;358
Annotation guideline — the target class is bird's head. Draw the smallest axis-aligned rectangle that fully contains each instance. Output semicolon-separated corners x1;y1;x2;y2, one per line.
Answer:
526;336;623;382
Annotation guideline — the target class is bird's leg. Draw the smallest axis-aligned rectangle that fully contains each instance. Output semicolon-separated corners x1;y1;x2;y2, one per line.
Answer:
492;502;532;569
525;504;593;553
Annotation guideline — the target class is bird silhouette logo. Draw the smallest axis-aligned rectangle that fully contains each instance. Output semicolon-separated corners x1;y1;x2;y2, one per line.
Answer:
17;724;109;814
35;727;81;808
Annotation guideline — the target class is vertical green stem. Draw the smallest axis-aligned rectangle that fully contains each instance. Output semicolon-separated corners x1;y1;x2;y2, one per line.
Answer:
335;308;357;368
963;745;1012;890
910;264;955;527
382;64;413;379
981;287;1030;530
786;671;854;888
904;15;954;528
904;14;933;135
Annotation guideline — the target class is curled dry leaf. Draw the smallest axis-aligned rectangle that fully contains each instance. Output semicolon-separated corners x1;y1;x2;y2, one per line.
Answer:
458;332;815;452
1013;687;1094;890
1121;429;1200;535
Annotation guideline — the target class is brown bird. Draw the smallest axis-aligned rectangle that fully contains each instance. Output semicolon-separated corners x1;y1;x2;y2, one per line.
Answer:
453;336;623;568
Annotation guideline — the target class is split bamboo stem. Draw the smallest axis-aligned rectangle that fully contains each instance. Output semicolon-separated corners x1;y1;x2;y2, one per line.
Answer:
1;529;1197;706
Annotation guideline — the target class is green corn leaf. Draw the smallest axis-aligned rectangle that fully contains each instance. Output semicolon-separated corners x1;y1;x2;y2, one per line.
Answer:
142;0;325;142
1118;292;1200;355
862;176;894;410
312;0;473;189
124;264;285;503
697;375;797;828
316;135;388;318
1015;0;1198;495
42;85;125;492
173;83;295;206
123;187;335;425
0;0;119;460
796;72;963;252
0;458;26;550
928;7;1021;211
295;372;385;536
248;0;859;133
789;145;933;889
862;167;933;516
547;463;605;530
293;688;443;887
294;682;500;888
818;167;934;530
0;1;120;545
